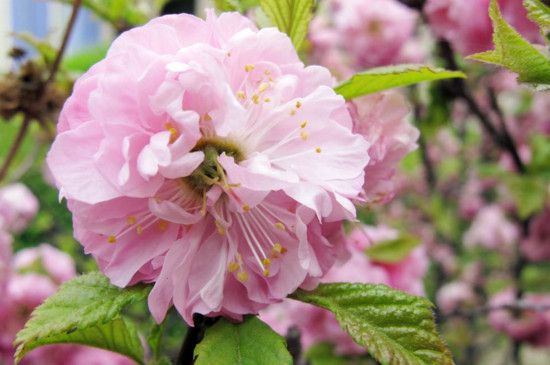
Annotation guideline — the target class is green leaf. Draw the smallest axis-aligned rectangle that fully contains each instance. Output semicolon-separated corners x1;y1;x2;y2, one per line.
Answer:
306;343;373;365
13;33;57;65
290;283;455;365
528;134;550;173
15;272;151;364
468;0;550;85
194;316;292;365
214;0;242;12
259;0;314;50
334;65;466;100
503;174;549;219
524;0;550;30
365;236;421;263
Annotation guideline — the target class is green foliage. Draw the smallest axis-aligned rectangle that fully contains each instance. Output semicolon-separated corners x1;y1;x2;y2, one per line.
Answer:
524;0;550;31
194;316;292;365
15;272;151;364
528;134;550;175
503;174;549;219
290;283;455;365
63;44;109;72
306;343;375;365
334;65;466;100
364;236;421;263
54;0;148;31
468;0;550;86
259;0;314;50
13;33;57;65
214;0;259;12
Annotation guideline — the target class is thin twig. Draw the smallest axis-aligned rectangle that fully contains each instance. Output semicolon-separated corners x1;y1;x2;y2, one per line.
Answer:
44;0;83;86
0;115;32;182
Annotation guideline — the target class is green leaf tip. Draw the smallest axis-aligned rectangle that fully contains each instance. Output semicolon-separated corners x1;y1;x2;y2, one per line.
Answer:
468;0;550;85
194;316;292;365
290;283;455;365
334;64;466;100
365;235;421;263
259;0;314;50
14;272;151;364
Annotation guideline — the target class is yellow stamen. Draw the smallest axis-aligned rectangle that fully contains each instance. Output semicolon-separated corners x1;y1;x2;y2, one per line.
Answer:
169;128;178;143
264;269;270;277
290;110;296;116
296;100;301;108
252;94;260;104
108;236;116;243
264;98;270;102
316;147;322;153
126;216;136;224
300;121;307;128
227;52;231;57
258;83;269;93
228;261;240;272
137;225;143;235
269;77;274;82
204;113;212;121
300;131;309;141
262;258;271;267
216;221;226;235
244;63;255;72
243;204;250;212
237;271;249;282
265;69;271;75
157;220;168;231
281;247;288;254
274;222;285;230
237;91;245;99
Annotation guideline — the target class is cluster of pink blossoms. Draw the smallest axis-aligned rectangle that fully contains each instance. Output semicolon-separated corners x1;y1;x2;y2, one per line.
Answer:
0;184;134;365
47;10;374;324
260;224;428;354
425;0;542;55
308;0;421;77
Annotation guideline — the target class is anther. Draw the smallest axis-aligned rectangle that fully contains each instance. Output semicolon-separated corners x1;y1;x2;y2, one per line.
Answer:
243;205;250;212
108;236;116;243
251;94;260;104
258;83;269;93
237;91;245;99
274;222;285;230
300;131;309;141
262;258;271;267
296;101;301;108
237;271;249;282
316;147;322;153
263;269;270;277
204;113;212;121
157;220;168;231
290;110;296;116
264;98;270;102
300;121;307;128
228;261;240;272
137;225;143;235
244;63;255;72
126;216;136;224
265;69;271;75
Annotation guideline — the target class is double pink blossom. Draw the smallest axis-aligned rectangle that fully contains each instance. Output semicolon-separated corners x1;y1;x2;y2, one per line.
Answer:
0;184;39;234
47;10;369;324
349;92;419;205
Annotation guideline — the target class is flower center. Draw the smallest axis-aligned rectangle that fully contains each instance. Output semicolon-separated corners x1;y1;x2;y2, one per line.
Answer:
186;138;245;192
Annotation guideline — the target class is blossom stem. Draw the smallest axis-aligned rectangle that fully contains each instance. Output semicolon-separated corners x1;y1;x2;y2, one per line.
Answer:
176;314;218;365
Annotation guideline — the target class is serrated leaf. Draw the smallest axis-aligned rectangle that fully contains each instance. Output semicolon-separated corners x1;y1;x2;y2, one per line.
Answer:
503;174;549;219
15;272;151;364
468;0;550;85
194;316;292;365
365;236;421;263
259;0;314;50
334;65;466;100
290;283;455;365
524;0;550;29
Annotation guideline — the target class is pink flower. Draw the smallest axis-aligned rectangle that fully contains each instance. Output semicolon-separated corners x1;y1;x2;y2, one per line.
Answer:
349;92;419;205
260;224;428;354
521;207;550;262
332;0;418;68
47;10;369;324
13;244;76;284
425;0;541;55
436;281;477;314
463;205;518;253
0;230;11;291
0;184;39;234
488;289;550;346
